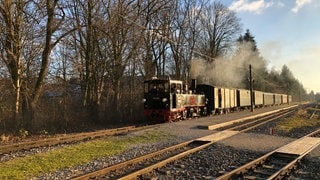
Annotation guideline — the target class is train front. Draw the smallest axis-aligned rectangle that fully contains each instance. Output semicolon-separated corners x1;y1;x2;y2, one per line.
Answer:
143;78;171;122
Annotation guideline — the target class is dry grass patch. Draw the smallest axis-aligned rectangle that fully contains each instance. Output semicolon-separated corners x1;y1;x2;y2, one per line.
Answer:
276;109;320;132
0;129;174;179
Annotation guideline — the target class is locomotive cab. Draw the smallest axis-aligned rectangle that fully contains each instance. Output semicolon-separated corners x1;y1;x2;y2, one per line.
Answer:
143;78;184;122
143;78;170;110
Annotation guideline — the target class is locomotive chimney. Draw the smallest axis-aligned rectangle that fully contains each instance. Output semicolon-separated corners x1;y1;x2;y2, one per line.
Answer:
190;79;196;92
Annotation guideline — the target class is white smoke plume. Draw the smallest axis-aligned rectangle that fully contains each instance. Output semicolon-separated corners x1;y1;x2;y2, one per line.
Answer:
190;42;267;88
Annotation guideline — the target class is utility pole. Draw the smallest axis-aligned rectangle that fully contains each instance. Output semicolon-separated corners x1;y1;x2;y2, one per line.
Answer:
249;64;254;112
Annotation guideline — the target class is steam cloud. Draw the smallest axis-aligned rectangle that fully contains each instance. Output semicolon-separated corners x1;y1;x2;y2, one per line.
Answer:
190;42;267;88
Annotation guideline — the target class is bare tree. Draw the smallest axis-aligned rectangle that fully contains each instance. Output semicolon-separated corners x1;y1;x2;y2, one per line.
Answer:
0;0;24;125
167;0;206;80
198;1;241;60
68;0;106;123
103;0;144;121
67;0;145;122
0;0;74;130
136;0;173;78
21;0;64;130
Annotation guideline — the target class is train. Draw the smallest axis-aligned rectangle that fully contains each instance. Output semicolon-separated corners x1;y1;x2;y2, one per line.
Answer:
143;77;292;122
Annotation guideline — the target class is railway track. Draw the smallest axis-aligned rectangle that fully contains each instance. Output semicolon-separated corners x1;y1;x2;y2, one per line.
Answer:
0;125;158;155
72;140;212;180
0;106;297;156
71;107;297;179
216;129;320;180
217;108;295;132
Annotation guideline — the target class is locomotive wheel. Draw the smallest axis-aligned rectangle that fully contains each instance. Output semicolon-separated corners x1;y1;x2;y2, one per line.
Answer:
203;107;207;116
182;110;187;120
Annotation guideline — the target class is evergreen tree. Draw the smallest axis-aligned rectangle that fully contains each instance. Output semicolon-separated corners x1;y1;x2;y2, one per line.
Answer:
280;65;307;101
237;29;257;51
236;29;267;91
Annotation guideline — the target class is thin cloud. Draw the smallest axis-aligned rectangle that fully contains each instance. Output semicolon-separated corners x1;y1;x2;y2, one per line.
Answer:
229;0;274;14
291;0;313;13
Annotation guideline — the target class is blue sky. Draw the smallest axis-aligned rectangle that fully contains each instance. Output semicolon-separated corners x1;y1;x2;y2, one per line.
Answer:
221;0;320;93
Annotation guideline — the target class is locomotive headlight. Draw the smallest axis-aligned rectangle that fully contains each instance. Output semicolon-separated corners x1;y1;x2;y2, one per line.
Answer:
162;98;168;102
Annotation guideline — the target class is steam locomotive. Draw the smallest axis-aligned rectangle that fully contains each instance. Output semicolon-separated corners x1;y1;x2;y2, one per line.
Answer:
143;77;291;122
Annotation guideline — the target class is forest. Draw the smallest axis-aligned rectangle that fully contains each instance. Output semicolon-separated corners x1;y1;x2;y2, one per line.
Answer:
0;0;315;135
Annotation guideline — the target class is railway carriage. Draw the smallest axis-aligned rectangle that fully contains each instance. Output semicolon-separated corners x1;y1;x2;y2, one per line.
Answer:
274;93;282;105
254;91;264;108
229;88;237;112
223;88;238;113
223;88;230;113
196;85;234;114
281;94;288;104
196;84;219;115
237;89;251;109
263;92;274;106
288;95;292;104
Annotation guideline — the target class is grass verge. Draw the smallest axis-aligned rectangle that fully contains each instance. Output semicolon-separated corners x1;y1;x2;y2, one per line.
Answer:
0;129;174;179
275;110;320;132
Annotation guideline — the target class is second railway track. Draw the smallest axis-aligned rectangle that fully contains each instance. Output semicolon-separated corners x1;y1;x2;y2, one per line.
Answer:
0;124;159;155
216;129;320;180
72;107;298;179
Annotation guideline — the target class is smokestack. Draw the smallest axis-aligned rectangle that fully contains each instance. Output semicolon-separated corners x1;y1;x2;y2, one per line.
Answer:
190;79;196;92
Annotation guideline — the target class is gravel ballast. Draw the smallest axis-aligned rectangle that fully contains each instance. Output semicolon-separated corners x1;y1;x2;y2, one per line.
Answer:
2;105;319;179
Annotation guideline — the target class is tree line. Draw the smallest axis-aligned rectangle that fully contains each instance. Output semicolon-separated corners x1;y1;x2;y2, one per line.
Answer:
0;0;312;135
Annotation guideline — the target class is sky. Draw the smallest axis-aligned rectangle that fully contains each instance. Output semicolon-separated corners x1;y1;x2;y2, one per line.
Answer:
221;0;320;93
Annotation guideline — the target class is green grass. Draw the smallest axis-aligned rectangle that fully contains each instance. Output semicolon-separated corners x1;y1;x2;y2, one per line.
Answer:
275;113;320;132
0;129;174;179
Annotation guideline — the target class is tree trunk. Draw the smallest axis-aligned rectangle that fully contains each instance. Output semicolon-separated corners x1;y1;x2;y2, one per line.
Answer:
13;76;22;124
21;93;34;131
112;79;121;123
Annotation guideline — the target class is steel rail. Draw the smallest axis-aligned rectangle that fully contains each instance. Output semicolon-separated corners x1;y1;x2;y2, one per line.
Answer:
0;125;158;154
118;140;213;180
71;140;198;180
230;109;295;132
72;108;298;179
216;128;320;180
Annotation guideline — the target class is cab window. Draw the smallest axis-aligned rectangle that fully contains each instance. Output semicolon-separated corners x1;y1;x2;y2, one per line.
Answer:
176;84;182;94
170;83;182;94
147;81;169;93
